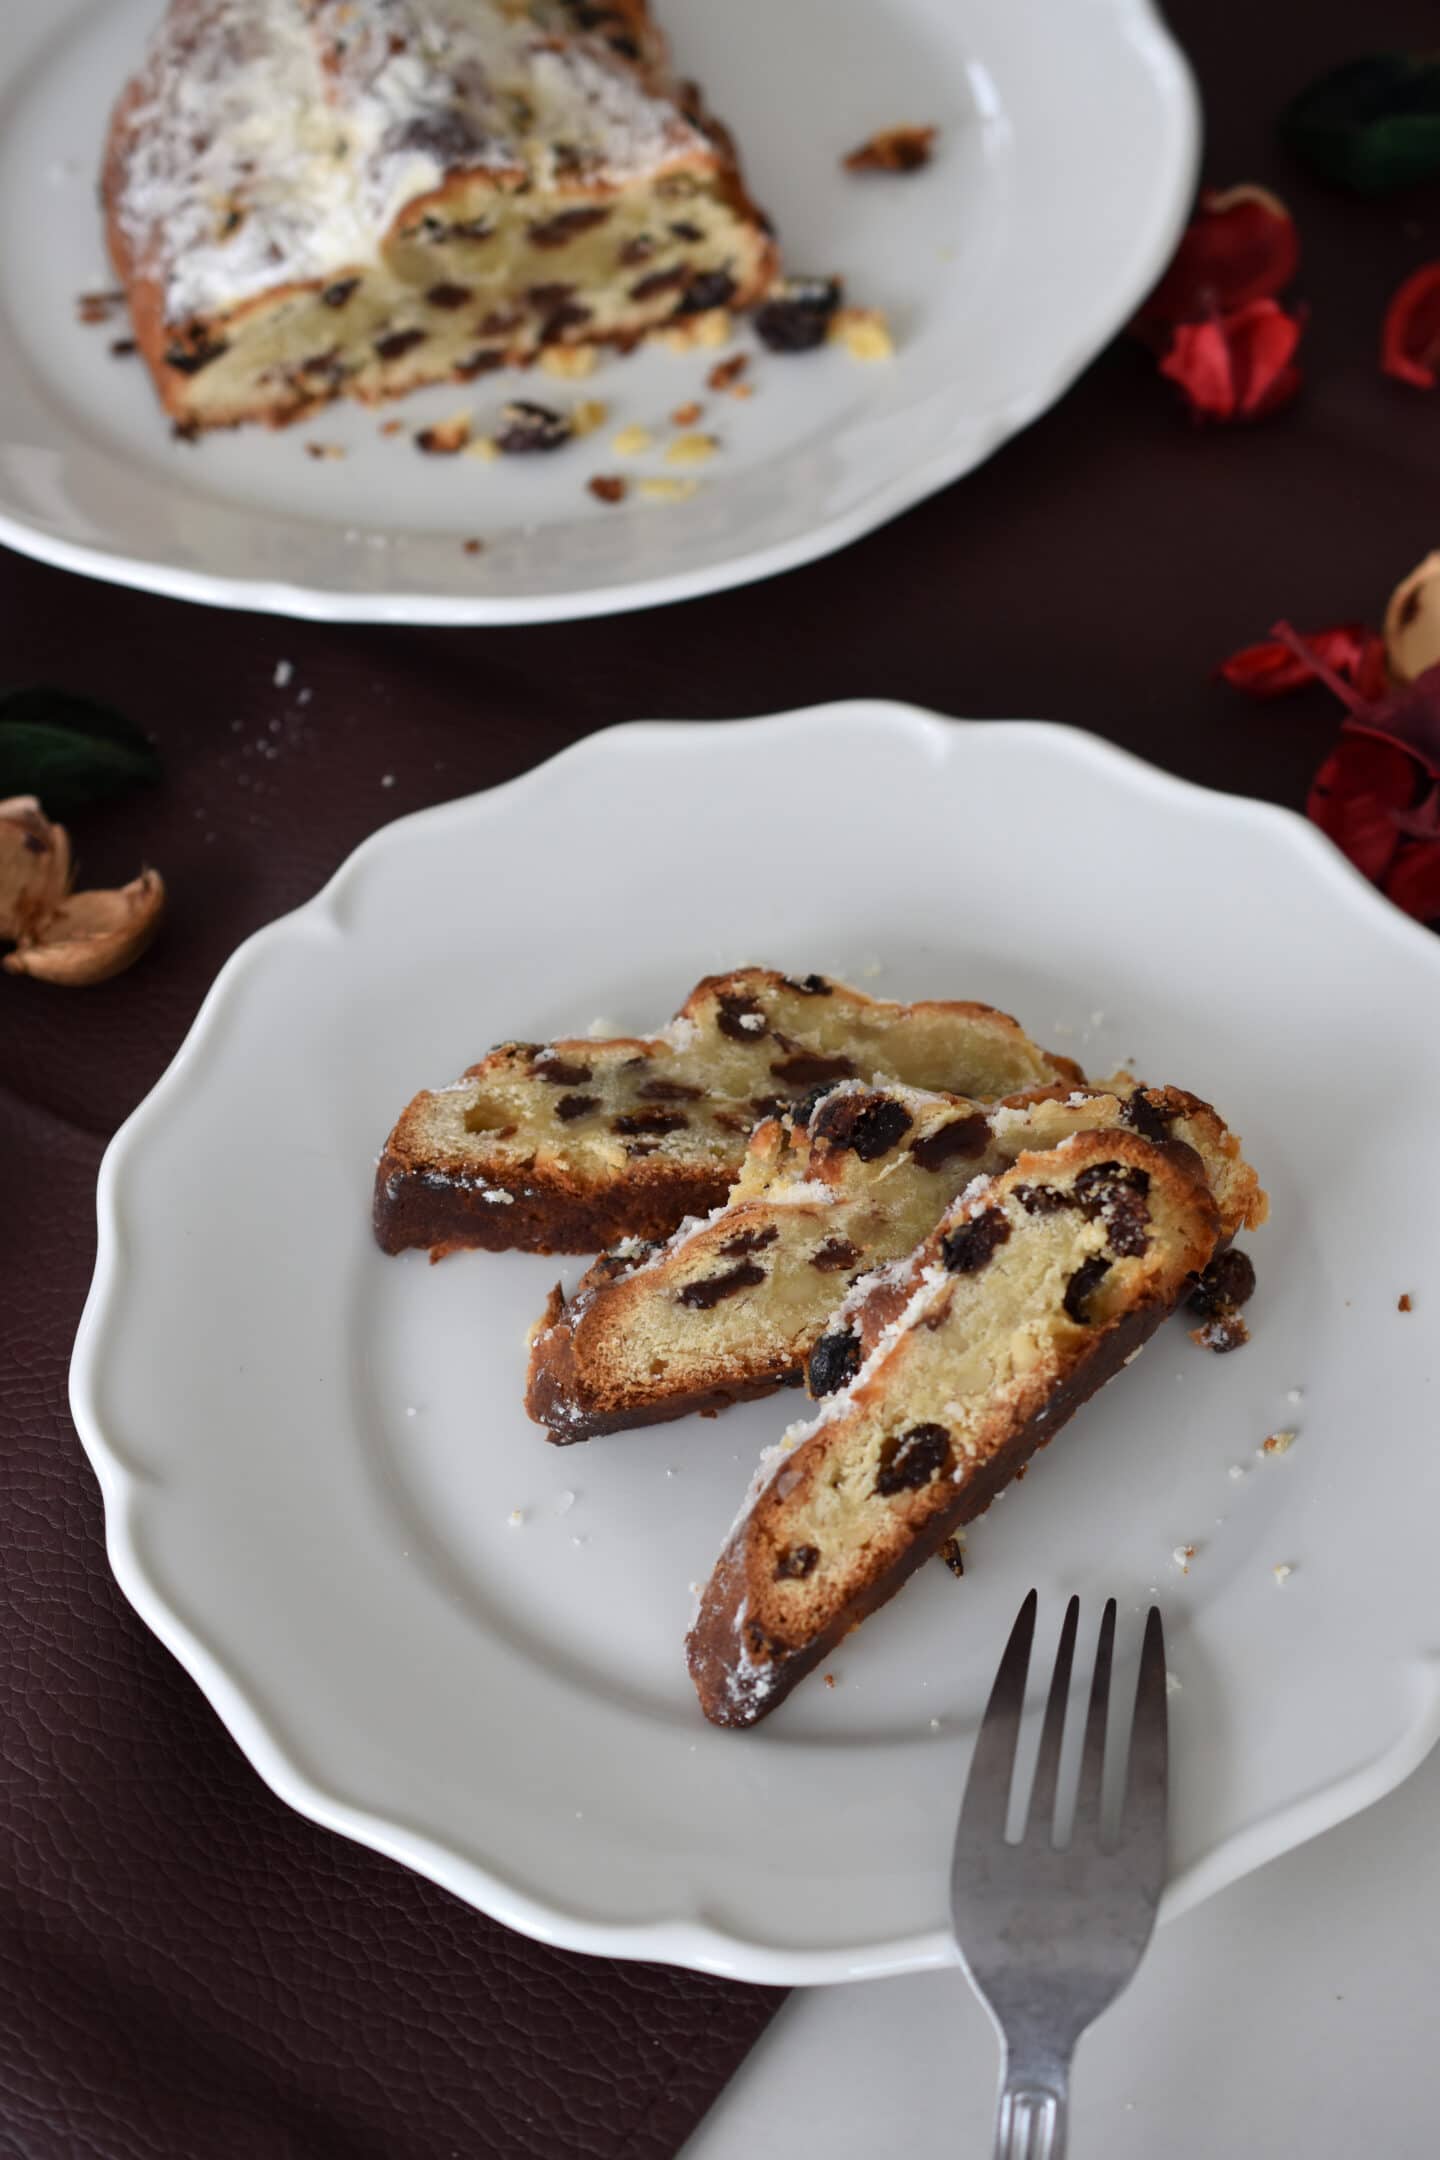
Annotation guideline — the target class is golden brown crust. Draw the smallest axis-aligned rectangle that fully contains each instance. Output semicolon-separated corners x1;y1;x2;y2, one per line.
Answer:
686;1130;1220;1728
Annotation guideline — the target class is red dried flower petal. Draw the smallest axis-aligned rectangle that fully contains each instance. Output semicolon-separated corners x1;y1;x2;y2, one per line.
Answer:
1218;622;1379;698
1381;262;1440;389
1136;184;1299;336
1159;299;1303;424
1385;839;1440;921
1308;734;1417;883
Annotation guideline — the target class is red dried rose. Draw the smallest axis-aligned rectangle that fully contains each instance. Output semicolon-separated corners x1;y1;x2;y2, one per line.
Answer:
1135;185;1300;336
1385;839;1440;920
1307;734;1415;883
1158;298;1303;424
1219;622;1385;698
1381;262;1440;389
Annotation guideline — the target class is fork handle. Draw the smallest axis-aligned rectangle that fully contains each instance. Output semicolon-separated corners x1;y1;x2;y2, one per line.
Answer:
994;2046;1070;2160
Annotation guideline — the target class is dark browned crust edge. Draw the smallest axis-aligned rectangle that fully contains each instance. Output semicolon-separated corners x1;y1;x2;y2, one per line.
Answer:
372;1147;730;1258
686;1295;1178;1729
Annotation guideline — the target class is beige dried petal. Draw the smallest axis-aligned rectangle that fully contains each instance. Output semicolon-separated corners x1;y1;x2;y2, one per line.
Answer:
0;795;72;942
1384;551;1440;685
5;867;164;986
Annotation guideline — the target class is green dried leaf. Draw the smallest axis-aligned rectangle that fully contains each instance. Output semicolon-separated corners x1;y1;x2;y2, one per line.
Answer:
1281;54;1440;196
0;688;162;814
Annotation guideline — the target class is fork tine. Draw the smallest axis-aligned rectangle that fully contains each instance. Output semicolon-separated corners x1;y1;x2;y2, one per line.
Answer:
1117;1604;1169;1889
1071;1596;1117;1846
1025;1593;1080;1843
954;1588;1036;1852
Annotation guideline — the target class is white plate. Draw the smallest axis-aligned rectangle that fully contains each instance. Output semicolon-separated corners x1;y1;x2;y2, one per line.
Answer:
72;705;1440;1984
0;0;1196;623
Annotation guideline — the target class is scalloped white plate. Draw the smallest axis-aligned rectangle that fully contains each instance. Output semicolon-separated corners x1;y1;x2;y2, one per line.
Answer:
71;707;1440;1983
0;0;1196;622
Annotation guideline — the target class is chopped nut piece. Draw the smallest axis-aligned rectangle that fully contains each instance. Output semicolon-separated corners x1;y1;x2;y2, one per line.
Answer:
1260;1429;1296;1456
464;436;499;462
843;124;937;173
540;344;598;380
305;441;347;460
462;537;485;554
379;419;404;436
661;308;732;352
77;290;124;325
588;475;628;504
415;410;472;455
707;353;751;395
830;306;896;360
670;400;704;426
638;476;699;503
822;1672;837;1690
611;423;654;455
1399;1292;1414;1312
665;431;718;465
571;399;608;437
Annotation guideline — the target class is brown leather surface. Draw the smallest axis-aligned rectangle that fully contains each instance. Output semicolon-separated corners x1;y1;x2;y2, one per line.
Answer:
1;0;1434;2151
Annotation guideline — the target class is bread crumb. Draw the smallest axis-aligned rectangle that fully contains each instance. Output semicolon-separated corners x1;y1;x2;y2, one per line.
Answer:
823;1672;837;1690
305;441;347;460
661;308;731;352
1273;1562;1293;1585
507;1509;525;1528
1286;1386;1305;1405
379;418;404;436
571;399;608;438
611;424;654;456
638;476;699;503
844;125;937;174
829;307;895;361
555;1490;576;1517
1228;1463;1248;1481
1260;1429;1296;1456
416;410;472;455
670;400;704;426
464;436;499;462
462;537;485;555
273;660;293;688
1172;1543;1196;1573
707;353;750;396
1399;1292;1414;1312
380;772;395;788
540;344;597;379
666;432;718;466
928;1717;942;1731
588;474;627;505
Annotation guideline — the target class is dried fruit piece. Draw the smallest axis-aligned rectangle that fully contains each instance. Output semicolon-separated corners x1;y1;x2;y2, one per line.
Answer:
843;125;936;174
755;277;843;353
1135;185;1299;335
1158;298;1303;424
494;400;573;452
1381;263;1440;388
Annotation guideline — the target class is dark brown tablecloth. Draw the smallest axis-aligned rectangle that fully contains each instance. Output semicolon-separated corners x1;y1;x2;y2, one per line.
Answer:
3;2;1437;2154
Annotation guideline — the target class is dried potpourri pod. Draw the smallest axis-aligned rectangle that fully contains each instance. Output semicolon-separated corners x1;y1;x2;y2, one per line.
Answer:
0;794;164;985
1384;553;1440;683
1218;623;1387;699
1281;55;1440;196
1157;296;1303;424
1133;185;1299;337
1382;263;1440;389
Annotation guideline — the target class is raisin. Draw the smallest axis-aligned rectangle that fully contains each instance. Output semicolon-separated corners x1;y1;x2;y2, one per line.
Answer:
453;218;496;243
1190;1311;1251;1353
1074;1162;1152;1257
110;338;138;358
755;277;842;352
875;1423;952;1496
941;1208;1011;1273
529;206;611;248
479;306;525;334
810;1237;861;1273
322;277;360;308
716;992;767;1041
910;1115;988;1172
1120;1089;1176;1144
677;1261;765;1309
811;1091;912;1160
789;1083;842;1128
612;1110;688;1136
770;1051;856;1087
718;1226;779;1259
1187;1249;1257;1317
750;1095;786;1122
426;282;473;309
638;1079;704;1102
164;334;228;374
1063;1254;1112;1323
783;972;832;996
630;265;689;302
670;220;704;242
540;301;593;342
455;349;506;379
808;1329;861;1396
714;1109;757;1133
619;234;657;266
526;281;577;309
495;399;573;452
554;1093;598;1121
1014;1184;1072;1216
676;270;736;314
938;1537;966;1578
389;109;482;163
532;1056;592;1085
374;327;427;362
774;1543;819;1581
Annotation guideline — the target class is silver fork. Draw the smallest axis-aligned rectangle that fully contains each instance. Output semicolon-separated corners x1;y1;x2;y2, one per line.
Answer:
951;1591;1168;2160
